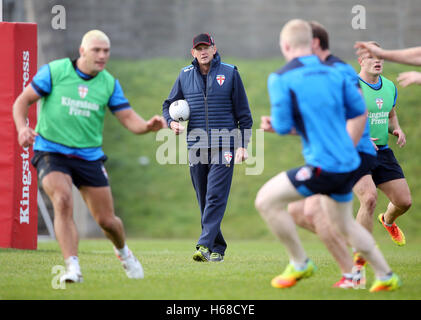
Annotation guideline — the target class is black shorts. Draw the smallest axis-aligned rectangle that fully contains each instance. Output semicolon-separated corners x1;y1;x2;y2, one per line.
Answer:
350;152;378;186
31;151;109;188
371;148;405;186
287;165;357;202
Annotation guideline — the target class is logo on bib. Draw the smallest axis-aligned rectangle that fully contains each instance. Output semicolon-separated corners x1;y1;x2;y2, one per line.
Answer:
78;85;89;99
375;98;383;110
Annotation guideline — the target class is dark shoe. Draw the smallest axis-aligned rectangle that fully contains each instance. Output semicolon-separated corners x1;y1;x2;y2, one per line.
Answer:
192;245;210;262
209;252;224;262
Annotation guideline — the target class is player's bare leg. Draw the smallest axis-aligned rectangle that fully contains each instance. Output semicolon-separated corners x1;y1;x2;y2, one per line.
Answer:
42;172;78;259
321;196;391;278
256;172;316;288
42;171;82;282
79;186;125;248
290;196;355;288
256;172;307;263
290;196;353;274
376;178;411;246
378;178;411;224
354;175;378;233
306;196;354;273
80;186;144;279
288;199;316;233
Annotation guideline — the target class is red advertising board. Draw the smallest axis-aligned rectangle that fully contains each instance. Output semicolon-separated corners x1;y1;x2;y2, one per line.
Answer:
0;22;38;249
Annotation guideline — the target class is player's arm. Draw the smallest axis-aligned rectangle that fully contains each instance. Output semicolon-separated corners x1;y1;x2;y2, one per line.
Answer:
267;73;294;135
114;109;166;134
397;71;421;87
13;64;52;147
346;112;367;146
232;69;253;153
355;42;421;66
110;79;166;134
379;47;421;66
13;85;40;147
388;108;406;147
387;85;405;147
260;116;274;132
260;116;298;135
343;77;367;146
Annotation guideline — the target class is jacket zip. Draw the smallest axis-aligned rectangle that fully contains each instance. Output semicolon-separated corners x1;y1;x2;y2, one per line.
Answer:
204;71;211;148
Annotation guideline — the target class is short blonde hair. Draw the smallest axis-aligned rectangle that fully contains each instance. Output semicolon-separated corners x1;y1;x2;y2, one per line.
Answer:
280;19;312;49
80;30;110;49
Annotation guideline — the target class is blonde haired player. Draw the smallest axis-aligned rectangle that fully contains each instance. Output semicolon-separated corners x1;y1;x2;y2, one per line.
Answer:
13;29;166;283
257;19;401;292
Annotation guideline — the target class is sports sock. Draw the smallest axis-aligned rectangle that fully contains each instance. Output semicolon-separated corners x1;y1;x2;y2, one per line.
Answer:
65;256;81;273
382;214;394;227
291;258;309;271
115;244;130;259
343;273;354;280
378;271;394;282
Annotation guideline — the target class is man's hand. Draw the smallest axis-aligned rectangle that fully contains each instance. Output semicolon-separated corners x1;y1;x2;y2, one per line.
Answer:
397;71;421;87
260;116;274;132
354;41;384;59
18;126;38;148
392;129;406;147
146;115;167;132
370;137;379;151
170;121;185;135
235;147;248;164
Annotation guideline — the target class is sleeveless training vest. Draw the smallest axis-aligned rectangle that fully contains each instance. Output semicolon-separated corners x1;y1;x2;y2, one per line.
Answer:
359;75;396;146
35;58;115;148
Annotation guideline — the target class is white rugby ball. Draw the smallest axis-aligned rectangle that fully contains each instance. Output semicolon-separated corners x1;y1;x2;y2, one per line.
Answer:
169;99;190;121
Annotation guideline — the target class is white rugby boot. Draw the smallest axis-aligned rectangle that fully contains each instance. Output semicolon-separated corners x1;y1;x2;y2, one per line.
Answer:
114;247;144;279
60;258;83;283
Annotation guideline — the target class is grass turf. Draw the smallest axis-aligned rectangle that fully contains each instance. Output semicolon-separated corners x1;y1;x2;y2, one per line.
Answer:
1;235;420;300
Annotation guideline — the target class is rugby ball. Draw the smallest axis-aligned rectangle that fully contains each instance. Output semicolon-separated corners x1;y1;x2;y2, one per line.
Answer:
169;99;190;121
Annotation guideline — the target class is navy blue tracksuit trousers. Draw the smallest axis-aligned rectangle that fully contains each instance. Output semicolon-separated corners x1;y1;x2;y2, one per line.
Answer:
189;148;235;256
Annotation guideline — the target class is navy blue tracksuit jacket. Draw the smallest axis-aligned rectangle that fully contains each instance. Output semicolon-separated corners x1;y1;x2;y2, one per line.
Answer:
163;52;253;255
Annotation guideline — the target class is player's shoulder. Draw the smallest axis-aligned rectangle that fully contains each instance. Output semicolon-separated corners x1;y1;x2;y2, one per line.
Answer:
47;58;74;82
380;75;395;88
274;58;305;76
35;63;51;77
48;57;71;69
100;68;115;81
181;64;194;73
220;62;237;71
49;57;70;65
325;55;359;80
325;54;346;66
322;55;349;72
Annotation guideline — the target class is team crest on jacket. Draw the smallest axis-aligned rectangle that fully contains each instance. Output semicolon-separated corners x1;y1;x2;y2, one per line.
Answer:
78;85;89;99
216;75;225;86
376;98;383;110
295;166;312;181
224;151;233;164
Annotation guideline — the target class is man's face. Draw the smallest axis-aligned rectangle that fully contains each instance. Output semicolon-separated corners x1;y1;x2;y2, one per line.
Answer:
80;38;110;73
191;44;216;66
360;53;384;76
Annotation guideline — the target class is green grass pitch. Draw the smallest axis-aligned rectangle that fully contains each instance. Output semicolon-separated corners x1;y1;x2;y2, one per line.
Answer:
1;234;420;300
